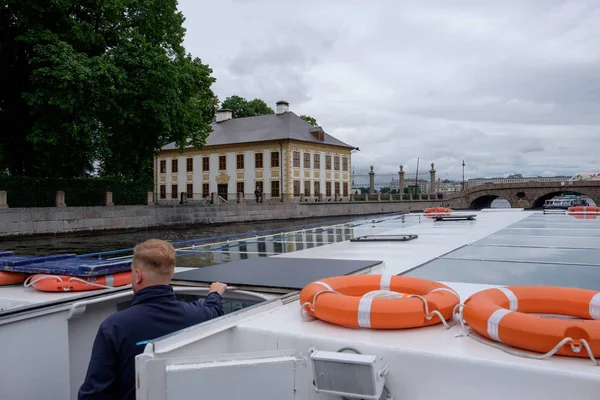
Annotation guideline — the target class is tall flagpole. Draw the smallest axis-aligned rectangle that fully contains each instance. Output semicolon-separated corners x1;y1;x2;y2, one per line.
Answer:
415;157;420;192
462;160;465;190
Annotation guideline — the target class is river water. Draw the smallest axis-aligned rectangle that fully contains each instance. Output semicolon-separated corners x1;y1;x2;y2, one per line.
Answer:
0;215;366;256
0;199;515;257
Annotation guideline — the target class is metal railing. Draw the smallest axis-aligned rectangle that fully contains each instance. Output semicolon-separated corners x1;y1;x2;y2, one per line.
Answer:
154;191;447;205
0;188;150;208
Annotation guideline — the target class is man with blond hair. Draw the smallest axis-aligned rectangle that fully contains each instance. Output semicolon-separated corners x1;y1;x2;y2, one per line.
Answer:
79;239;226;400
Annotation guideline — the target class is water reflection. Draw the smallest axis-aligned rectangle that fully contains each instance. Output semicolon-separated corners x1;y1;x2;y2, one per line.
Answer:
0;213;420;270
172;226;358;268
0;215;368;256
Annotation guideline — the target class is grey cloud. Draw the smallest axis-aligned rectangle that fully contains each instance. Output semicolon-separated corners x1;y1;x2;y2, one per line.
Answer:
178;0;600;179
220;23;341;105
518;141;544;154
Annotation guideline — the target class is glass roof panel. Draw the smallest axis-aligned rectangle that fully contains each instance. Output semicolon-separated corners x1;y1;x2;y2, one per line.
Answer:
442;245;600;266
403;213;600;290
472;236;600;250
402;259;600;291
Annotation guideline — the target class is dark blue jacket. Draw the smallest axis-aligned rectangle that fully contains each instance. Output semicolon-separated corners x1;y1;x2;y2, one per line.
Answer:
78;285;224;400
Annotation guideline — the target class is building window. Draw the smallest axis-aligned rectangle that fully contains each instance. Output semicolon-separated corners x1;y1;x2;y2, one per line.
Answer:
271;181;280;197
236;154;244;169
255;181;264;191
314;154;320;169
334;156;340;171
171;159;178;173
326;182;332;196
219;155;226;170
236;182;244;194
202;157;209;171
255;152;263;168
343;182;349;197
293;151;300;168
293;180;301;197
160;160;166;173
271;152;279;168
186;158;193;172
325;155;331;170
304;153;310;169
202;183;210;198
342;157;348;171
314;181;320;196
335;182;340;195
171;184;178;199
186;184;193;199
160;185;166;199
304;181;311;196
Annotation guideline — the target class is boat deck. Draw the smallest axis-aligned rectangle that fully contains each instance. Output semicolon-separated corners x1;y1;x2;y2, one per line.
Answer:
138;209;600;399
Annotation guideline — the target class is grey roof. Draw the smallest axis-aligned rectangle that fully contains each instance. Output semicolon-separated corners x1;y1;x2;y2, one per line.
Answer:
161;111;355;151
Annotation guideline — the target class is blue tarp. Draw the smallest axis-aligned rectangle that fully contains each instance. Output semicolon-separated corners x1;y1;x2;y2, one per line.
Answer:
0;253;131;277
0;253;76;267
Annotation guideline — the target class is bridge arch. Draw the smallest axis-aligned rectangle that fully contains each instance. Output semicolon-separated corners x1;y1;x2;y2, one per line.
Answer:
532;191;598;208
446;181;600;210
469;195;511;209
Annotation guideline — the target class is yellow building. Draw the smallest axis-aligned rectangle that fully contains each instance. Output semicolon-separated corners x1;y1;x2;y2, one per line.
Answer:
154;101;356;202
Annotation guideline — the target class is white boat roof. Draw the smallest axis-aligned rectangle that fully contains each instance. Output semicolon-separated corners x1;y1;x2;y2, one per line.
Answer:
4;208;600;380
143;208;600;388
0;262;220;312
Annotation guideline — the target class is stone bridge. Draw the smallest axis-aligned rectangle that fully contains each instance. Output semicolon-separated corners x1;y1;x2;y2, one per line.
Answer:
444;181;600;209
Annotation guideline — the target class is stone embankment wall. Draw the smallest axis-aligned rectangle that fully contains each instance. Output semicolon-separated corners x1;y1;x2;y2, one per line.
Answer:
0;200;443;238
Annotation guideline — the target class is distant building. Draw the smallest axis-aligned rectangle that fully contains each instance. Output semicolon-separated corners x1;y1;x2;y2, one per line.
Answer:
155;101;356;202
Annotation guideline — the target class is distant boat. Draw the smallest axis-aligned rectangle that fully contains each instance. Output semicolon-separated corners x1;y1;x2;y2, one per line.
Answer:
543;195;588;210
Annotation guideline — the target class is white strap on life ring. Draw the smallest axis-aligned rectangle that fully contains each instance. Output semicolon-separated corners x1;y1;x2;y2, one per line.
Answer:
590;293;600;320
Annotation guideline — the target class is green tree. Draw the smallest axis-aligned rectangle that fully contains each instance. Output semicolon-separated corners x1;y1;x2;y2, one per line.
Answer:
300;115;318;126
96;35;217;181
220;95;274;118
0;0;217;181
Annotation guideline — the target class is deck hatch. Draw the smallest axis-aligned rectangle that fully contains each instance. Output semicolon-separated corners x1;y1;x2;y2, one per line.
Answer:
433;215;476;221
171;257;383;291
350;234;418;242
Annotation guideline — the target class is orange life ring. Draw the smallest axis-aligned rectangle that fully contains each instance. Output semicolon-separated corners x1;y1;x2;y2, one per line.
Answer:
424;207;452;218
572;214;598;220
424;207;452;214
568;206;600;213
463;286;600;357
0;271;27;286
299;274;459;329
25;271;131;292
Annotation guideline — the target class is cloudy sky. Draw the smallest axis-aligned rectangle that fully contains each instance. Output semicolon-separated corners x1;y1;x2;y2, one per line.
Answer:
177;0;599;180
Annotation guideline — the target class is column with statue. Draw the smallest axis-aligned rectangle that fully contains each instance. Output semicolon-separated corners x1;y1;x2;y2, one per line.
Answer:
429;163;436;197
398;165;405;200
369;166;375;194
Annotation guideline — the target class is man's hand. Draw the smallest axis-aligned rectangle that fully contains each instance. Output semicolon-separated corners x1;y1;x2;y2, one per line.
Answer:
209;282;227;296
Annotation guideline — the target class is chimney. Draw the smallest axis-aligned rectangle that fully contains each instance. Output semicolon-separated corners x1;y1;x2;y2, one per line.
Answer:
276;100;289;114
215;109;232;122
